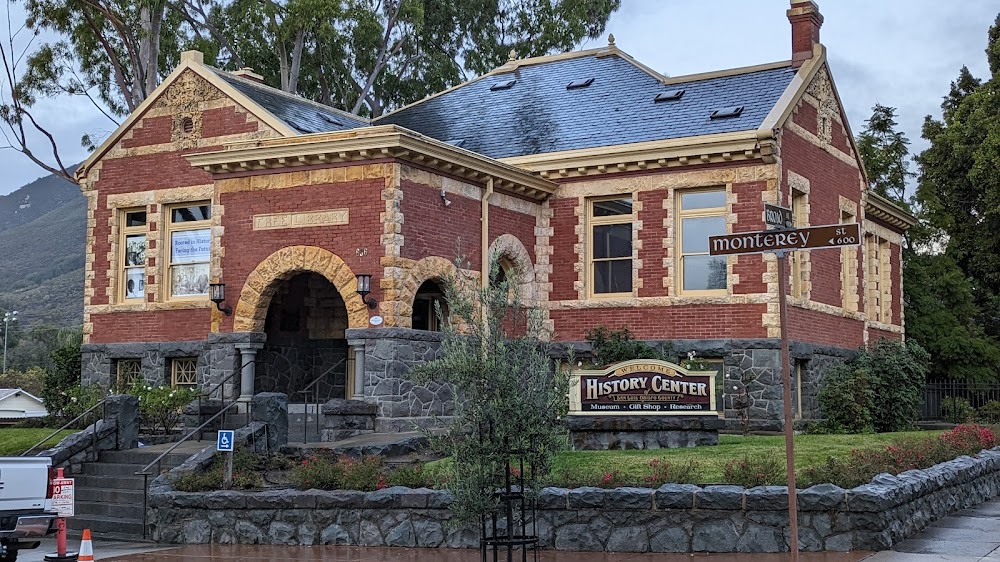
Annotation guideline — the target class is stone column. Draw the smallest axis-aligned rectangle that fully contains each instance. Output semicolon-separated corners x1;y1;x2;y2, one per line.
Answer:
348;340;366;401
235;343;263;402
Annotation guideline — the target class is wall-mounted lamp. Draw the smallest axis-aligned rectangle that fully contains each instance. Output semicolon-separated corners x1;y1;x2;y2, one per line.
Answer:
440;189;452;207
355;274;378;309
209;283;233;316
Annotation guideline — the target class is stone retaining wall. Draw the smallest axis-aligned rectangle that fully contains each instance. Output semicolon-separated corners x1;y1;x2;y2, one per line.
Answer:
148;448;1000;552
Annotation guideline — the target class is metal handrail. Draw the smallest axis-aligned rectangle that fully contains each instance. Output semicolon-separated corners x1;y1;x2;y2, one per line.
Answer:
21;398;108;457
135;399;242;539
193;358;255;441
294;359;345;444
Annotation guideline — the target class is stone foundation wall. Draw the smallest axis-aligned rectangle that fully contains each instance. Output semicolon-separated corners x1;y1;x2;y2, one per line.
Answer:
148;448;1000;552
346;328;453;433
552;339;856;431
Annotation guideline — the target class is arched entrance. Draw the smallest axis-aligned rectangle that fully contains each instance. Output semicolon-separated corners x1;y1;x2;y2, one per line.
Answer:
256;272;349;402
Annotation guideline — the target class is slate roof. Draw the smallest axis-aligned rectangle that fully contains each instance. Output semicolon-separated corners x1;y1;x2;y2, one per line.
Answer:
213;69;370;134
376;53;797;160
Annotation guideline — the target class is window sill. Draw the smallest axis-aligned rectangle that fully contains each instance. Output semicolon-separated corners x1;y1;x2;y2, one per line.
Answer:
86;301;212;314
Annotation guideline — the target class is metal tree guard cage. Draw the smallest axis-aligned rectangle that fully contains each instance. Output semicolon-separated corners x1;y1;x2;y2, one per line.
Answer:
480;431;539;562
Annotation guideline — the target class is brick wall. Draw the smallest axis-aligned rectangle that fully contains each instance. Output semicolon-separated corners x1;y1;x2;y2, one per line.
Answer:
788;307;864;349
489;204;537;263
548;198;579;300
90;309;210;343
400;179;481;267
890;241;902;325
121;115;173;148
637;190;667;298
202;106;258;138
731;181;768;295
869;327;902;343
781;127;862;310
217;177;386;333
550;304;768;341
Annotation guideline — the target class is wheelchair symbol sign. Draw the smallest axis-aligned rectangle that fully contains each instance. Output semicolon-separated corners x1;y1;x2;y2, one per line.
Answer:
217;430;235;452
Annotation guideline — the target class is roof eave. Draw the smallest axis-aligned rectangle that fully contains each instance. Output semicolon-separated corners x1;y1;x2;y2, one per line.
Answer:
866;192;917;230
186;125;557;200
500;130;773;180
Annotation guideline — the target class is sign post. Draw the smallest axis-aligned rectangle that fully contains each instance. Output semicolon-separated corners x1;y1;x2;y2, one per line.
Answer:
217;430;235;490
45;468;77;561
710;221;860;561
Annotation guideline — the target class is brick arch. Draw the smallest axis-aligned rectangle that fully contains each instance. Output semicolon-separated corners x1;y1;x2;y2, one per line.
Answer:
233;246;369;332
488;234;537;303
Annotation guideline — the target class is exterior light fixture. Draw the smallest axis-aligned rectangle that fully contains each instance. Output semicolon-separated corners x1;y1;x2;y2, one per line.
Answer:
209;283;233;316
440;189;452;207
356;274;378;309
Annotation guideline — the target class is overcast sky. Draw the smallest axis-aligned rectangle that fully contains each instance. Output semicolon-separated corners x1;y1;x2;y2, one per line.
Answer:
0;0;997;195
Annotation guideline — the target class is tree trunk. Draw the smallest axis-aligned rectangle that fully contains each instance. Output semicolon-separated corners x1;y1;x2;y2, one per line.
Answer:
286;29;304;93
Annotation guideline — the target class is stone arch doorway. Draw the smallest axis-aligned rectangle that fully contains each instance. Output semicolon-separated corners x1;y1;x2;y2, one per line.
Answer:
256;272;349;402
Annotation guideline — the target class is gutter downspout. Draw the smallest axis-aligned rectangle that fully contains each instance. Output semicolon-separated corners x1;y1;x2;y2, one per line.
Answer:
481;177;494;289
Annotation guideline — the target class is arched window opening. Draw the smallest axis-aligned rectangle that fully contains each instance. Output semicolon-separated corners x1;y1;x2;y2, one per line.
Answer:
412;280;448;331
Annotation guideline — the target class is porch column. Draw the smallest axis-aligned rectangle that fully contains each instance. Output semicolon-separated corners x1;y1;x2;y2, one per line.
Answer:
235;343;263;402
349;340;366;401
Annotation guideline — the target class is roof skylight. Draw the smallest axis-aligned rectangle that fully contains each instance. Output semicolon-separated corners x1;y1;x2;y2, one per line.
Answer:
654;89;685;102
710;106;744;119
490;79;516;91
566;78;594;90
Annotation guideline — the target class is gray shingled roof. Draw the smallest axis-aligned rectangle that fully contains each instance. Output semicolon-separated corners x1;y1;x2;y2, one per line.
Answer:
376;54;797;159
213;69;369;133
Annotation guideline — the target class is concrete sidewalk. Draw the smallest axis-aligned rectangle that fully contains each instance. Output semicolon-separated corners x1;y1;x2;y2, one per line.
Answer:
862;499;1000;561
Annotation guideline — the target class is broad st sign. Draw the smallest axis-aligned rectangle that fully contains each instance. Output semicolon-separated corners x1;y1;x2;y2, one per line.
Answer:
568;359;717;415
763;203;794;229
708;223;861;256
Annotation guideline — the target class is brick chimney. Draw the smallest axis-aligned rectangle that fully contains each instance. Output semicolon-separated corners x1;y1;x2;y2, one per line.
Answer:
232;68;265;83
787;0;823;67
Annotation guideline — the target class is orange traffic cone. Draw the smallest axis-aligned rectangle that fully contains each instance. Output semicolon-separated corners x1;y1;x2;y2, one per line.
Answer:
78;529;94;561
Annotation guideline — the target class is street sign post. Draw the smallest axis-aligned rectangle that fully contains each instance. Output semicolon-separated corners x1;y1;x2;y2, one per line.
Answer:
763;203;794;229
710;221;861;562
217;430;235;490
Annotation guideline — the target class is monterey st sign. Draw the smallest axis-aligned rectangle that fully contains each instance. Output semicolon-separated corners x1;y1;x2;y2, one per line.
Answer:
568;359;717;416
709;223;861;256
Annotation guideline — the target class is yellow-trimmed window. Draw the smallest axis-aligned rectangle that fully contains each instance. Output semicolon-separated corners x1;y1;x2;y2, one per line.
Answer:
588;197;633;296
790;190;808;298
167;203;212;299
120;209;147;302
677;189;727;294
171;358;198;387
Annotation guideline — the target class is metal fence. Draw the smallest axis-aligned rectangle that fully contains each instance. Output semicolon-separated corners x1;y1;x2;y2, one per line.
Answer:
921;381;1000;421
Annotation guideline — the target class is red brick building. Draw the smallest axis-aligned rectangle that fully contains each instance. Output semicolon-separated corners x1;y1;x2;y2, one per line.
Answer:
78;1;913;430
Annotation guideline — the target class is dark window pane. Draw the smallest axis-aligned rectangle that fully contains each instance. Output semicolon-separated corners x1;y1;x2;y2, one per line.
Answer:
683;255;727;291
125;211;146;227
172;205;211;222
681;191;726;210
681;216;726;253
593;224;632;259
592;198;632;217
594;259;632;294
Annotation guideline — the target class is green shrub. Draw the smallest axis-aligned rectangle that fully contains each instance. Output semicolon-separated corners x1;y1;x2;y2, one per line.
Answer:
173;449;264;492
817;339;928;433
799;425;997;488
722;454;784;487
942;397;976;423
56;384;106;428
0;366;46;396
338;456;385;491
585;326;666;367
290;454;387;491
817;365;875;433
643;458;699;485
129;383;201;434
42;335;83;421
978;400;1000;423
388;463;431;488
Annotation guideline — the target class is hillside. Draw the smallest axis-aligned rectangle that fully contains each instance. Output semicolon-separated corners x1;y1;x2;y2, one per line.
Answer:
0;170;85;327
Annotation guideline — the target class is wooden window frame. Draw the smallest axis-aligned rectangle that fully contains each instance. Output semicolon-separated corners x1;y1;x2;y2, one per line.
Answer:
114;359;142;392
166;202;212;301
170;357;199;388
841;211;858;312
586;196;634;298
119;208;147;303
676;188;728;296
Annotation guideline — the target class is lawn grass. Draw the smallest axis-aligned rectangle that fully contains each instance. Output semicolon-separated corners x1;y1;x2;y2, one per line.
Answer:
0;428;76;456
550;430;945;485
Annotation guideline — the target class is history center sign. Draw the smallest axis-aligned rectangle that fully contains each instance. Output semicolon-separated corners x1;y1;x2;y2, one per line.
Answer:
568;359;717;415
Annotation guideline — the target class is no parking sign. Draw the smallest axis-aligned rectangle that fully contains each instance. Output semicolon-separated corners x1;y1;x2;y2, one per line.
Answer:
51;477;74;517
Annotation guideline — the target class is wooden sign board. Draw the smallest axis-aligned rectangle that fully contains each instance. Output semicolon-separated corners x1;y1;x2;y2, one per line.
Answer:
568;359;717;416
709;223;861;256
